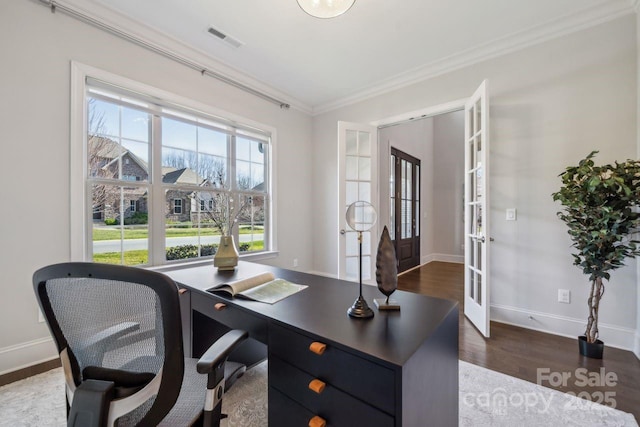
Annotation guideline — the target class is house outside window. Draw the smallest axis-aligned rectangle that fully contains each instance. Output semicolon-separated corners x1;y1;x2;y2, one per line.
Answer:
80;69;272;266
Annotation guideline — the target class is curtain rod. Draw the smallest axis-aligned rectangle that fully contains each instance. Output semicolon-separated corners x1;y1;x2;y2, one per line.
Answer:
37;0;291;109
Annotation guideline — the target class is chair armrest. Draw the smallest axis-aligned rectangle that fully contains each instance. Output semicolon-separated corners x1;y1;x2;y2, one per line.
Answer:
196;329;248;374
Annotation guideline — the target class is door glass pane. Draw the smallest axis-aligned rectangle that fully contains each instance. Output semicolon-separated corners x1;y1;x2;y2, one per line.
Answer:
468;267;475;299
346;130;358;155
346;256;358;279
468;140;475;173
358;132;370;156
358;182;371;202
346;181;358;206
359;157;371;181
362;232;371;256
475;101;482;133
361;256;371;281
346;231;358;256
401;160;407;198
477;205;483;235
415;165;420;237
346;156;358;180
477;272;483;304
476;166;483;200
390;198;395;240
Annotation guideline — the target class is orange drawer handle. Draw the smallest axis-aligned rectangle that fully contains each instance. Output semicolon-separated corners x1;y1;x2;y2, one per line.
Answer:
308;379;326;394
309;415;326;427
214;302;227;311
309;342;326;355
178;288;188;295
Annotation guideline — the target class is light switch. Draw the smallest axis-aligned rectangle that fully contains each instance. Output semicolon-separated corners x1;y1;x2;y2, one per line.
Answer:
506;208;517;221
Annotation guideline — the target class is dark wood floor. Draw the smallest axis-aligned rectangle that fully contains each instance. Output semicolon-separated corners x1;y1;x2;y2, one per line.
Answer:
398;261;640;422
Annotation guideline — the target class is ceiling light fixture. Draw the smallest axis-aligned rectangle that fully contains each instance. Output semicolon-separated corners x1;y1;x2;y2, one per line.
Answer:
296;0;356;19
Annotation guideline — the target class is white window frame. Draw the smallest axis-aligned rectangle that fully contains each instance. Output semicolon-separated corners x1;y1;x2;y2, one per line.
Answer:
173;199;183;215
70;62;278;264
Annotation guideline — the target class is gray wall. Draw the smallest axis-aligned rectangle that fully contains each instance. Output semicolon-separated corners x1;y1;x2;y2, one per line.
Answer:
0;1;313;373
312;16;638;350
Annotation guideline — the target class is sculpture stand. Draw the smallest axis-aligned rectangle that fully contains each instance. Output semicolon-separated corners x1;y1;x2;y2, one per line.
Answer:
348;231;374;319
374;296;400;310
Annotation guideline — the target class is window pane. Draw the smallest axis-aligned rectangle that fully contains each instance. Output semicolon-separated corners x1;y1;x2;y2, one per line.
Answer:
91;184;148;266
86;82;271;265
236;160;251;190
121;106;149;142
237;194;266;253
162;148;198;183
236;137;251;161
88;98;119;137
162;118;197;151
199;127;227;157
236;138;266;191
199;153;226;188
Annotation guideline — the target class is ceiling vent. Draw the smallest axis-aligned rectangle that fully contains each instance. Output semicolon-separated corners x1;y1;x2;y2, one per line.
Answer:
206;26;243;48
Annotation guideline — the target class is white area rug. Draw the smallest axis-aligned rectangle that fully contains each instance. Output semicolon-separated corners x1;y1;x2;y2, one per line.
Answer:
0;361;636;426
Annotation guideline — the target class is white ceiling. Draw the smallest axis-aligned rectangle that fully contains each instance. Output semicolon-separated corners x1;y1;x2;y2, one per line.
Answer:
85;0;634;112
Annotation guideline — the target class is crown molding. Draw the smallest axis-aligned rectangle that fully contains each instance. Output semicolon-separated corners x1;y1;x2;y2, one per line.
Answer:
313;1;636;115
48;0;313;114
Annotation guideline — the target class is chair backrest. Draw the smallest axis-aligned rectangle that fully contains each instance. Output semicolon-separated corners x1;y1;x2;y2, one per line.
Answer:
33;262;184;426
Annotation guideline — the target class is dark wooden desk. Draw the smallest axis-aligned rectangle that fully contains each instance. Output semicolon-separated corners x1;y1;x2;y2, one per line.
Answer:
164;261;459;427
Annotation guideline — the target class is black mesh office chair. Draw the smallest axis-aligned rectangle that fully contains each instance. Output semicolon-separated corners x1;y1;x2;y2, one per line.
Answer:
33;262;248;427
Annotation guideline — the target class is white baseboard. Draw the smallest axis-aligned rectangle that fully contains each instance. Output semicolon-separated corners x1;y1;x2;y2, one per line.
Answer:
491;303;636;352
0;337;57;376
307;270;339;279
421;253;464;265
634;331;640;360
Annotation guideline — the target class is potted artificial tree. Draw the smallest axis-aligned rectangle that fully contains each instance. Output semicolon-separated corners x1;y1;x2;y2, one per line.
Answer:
552;151;640;359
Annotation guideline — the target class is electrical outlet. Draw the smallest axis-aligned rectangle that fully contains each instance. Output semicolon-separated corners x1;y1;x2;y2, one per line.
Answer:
293;258;298;268
506;208;517;221
558;289;571;304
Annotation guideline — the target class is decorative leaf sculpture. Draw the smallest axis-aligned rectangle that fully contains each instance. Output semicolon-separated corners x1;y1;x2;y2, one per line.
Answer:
376;226;398;299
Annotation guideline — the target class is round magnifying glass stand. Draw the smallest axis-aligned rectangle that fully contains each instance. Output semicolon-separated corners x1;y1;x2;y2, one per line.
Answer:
345;201;377;319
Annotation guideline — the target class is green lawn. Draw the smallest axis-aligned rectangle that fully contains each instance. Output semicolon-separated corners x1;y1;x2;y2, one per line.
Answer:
93;250;149;266
93;225;263;241
93;241;265;266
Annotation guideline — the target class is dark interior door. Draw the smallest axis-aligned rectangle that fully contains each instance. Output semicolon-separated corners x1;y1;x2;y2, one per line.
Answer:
390;148;420;273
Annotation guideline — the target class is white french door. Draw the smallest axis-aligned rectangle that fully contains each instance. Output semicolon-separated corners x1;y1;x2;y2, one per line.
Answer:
464;80;490;337
338;122;378;282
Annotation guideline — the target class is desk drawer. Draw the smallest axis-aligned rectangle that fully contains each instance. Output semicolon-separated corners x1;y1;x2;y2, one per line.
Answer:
193;294;267;342
269;387;321;427
270;356;394;427
269;323;395;415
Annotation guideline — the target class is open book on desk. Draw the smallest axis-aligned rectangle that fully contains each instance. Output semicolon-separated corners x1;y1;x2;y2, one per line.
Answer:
208;272;307;304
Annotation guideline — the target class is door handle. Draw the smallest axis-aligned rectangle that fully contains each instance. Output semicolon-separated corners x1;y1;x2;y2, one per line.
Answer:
340;229;346;235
